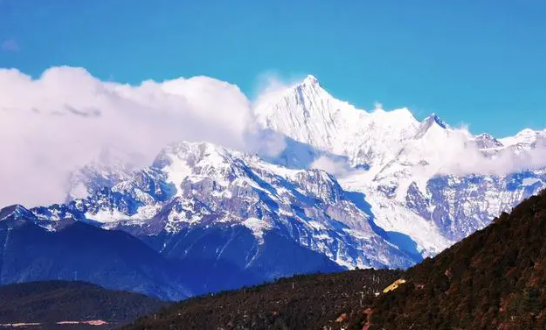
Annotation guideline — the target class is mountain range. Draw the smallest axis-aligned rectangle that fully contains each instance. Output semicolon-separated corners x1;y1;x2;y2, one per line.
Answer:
1;75;545;300
123;186;546;330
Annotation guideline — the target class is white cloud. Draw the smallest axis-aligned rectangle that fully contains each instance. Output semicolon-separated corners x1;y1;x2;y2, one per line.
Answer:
0;66;283;207
252;72;306;106
405;125;546;177
440;142;546;177
310;156;352;177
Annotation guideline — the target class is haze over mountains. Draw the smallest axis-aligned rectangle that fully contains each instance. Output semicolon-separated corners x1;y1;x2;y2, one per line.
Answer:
0;72;545;300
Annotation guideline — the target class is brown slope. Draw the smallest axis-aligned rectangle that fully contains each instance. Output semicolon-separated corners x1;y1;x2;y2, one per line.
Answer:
363;190;546;330
123;269;400;330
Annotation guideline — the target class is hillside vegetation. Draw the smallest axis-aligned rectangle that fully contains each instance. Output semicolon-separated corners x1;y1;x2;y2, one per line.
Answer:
124;269;400;330
365;190;546;329
0;281;166;329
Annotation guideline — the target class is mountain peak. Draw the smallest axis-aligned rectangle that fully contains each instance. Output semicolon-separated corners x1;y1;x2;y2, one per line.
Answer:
414;113;448;139
476;133;494;139
423;113;448;129
294;75;323;95
0;204;34;221
474;133;504;149
499;128;546;147
154;140;241;169
302;74;320;86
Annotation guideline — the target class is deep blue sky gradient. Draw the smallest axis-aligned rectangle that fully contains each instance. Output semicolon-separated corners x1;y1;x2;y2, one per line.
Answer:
1;0;545;136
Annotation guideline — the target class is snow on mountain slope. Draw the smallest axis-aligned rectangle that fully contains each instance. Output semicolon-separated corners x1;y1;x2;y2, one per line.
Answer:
255;75;546;256
499;128;546;147
65;146;149;201
32;141;415;270
22;75;546;275
341;172;451;256
406;169;546;241
472;133;504;150
255;75;420;169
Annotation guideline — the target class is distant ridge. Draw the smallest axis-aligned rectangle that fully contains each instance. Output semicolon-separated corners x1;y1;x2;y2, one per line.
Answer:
0;281;166;329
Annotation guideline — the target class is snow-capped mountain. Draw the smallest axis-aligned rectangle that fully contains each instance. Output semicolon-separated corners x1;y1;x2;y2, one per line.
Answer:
499;128;546;147
255;75;421;169
472;133;504;149
3;74;545;299
30;142;415;270
255;75;546;254
27;75;546;263
65;147;144;201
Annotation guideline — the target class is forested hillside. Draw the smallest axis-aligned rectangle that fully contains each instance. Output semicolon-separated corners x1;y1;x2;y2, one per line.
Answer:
364;190;546;329
0;281;166;329
124;269;400;330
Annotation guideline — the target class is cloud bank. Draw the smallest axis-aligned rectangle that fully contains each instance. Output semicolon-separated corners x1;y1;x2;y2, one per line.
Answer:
396;126;546;182
1;67;544;208
438;134;546;176
0;67;283;207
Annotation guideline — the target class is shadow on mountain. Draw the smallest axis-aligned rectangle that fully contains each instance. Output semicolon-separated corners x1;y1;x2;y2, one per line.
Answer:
0;217;189;300
138;225;344;296
264;136;422;263
345;191;422;263
263;135;351;169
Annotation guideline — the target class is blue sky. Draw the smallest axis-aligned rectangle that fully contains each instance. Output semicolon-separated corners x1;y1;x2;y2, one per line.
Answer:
1;0;545;137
